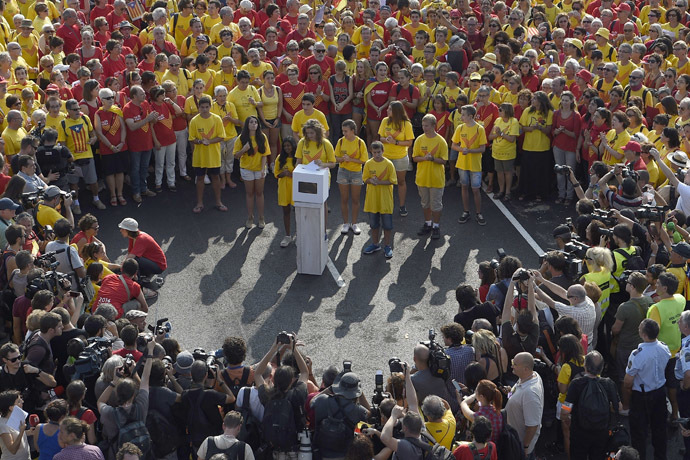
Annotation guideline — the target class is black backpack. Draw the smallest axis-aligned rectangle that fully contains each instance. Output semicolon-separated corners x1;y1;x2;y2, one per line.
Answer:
186;390;216;448
236;388;263;450
204;437;246;460
469;442;493;460
222;367;251;397
316;397;353;453
146;392;180;458
261;390;298;450
114;406;152;458
496;409;525;460
576;378;610;431
405;433;455;460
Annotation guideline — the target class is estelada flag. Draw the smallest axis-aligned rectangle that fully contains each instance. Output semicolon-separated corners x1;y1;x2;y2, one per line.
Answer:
126;0;146;21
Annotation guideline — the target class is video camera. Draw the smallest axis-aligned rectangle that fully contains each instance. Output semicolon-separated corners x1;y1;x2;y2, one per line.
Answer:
26;253;72;298
539;249;583;279
618;269;646;286
21;189;75;210
420;329;450;380
490;248;507;270
634;205;668;222
591;209;617;227
72;337;113;380
147;317;171;336
33;249;64;270
193;348;219;379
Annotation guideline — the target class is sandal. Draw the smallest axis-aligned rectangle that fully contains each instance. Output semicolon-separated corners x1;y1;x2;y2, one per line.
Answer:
117;195;127;205
503;193;512;201
193;205;204;214
182;175;192;181
110;196;118;207
214;204;228;212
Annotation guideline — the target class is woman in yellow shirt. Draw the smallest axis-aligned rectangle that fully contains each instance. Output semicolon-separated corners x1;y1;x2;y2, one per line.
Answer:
258;70;282;172
81;242;120;278
378;101;414;216
518;91;553;202
335;119;368;236
234;116;271;229
599;111;631;165
275;137;297;248
489;103;520;201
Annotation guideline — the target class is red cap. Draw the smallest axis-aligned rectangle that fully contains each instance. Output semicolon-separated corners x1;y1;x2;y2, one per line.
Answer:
45;84;59;92
576;68;593;83
618;2;631;11
624;141;641;153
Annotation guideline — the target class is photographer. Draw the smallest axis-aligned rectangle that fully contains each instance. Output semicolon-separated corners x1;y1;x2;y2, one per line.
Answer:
197;411;254;460
410;343;457;413
440;323;475;386
379;407;426;460
486;255;522;309
253;333;309;459
0;342;55;413
597;165;643;210
650;146;690;215
181;359;236;453
538;251;574;304
0;198;19;250
35;128;74;191
113;325;143;362
97;339;155;460
45;218;84;292
533;273;596;352
607;224;643;306
219;336;254;397
94;259;148;318
36;185;74;229
501;268;539;360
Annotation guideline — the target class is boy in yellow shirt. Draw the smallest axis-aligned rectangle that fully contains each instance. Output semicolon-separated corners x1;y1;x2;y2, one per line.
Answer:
362;141;397;258
413;114;448;239
451;105;487;225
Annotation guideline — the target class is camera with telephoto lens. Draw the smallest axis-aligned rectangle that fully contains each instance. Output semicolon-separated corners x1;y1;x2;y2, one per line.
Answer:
489;248;507;270
553;164;571;175
539;250;583;279
512;268;531;281
678;169;687;183
147;318;171;336
162;355;173;370
192;349;219;379
26;250;72;298
72;337;113;380
618;269;646;286
367;370;386;429
599;228;614;237
634;205;668;222
277;331;294;344
135;333;154;351
592;209;617;227
420;329;450;380
388;357;404;374
621;167;639;181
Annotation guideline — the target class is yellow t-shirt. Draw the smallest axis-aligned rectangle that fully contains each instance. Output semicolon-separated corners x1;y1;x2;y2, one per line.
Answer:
227;85;260;121
519;109;553;152
189;113;226;168
452;123;487;172
295;138;335;165
363;157;397;214
274;157;295;206
241;61;274;87
291;109;329;138
35;204;62;228
491;117;520;160
616;60;638;88
355;42;372;60
211;101;239;139
413;133;448;188
378;118;414;160
16;34;38;70
213;70;235;93
602;129;631;165
557;359;584;403
210;22;240;44
161;69;192;97
1;126;26;157
191;69;217;96
334;136;368;172
258;85;280;120
441;86;461;111
233;133;270;171
45;113;65;132
170;12;195;47
201;14;221;34
425;410;456;450
57;116;94;160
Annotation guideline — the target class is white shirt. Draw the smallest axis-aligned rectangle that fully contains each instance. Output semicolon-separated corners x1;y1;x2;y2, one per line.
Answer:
553;298;597;352
506;372;544;455
236;386;264;421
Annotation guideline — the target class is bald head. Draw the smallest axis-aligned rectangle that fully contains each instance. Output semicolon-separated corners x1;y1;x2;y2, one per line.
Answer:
514;352;534;371
566;284;587;303
584;351;604;375
414;344;430;361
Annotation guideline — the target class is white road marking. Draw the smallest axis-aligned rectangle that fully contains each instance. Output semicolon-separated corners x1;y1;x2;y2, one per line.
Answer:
327;257;346;288
487;192;546;256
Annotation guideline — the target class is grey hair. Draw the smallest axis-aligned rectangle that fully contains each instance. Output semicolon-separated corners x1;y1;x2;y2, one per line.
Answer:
584;351;605;375
100;355;125;382
98;87;114;100
152;7;167;21
94;303;118;321
214;85;228;96
220;6;232;17
421;395;446;421
681;310;690;328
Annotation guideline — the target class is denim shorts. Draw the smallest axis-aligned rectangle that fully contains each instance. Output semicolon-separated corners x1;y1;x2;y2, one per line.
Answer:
449;149;459;162
369;212;393;230
336;167;363;185
390;156;409;171
353;106;365;115
458;169;482;188
261;118;281;129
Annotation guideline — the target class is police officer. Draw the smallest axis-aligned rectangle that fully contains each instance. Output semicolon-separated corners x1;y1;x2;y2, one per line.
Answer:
623;318;671;460
675;310;690;459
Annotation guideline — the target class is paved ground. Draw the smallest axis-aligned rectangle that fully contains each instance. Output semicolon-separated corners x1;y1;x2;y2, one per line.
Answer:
90;169;681;459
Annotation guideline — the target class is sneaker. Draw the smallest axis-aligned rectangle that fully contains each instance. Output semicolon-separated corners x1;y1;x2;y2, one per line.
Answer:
384;245;393;258
155;185;163;193
399;205;408;217
458;211;470;224
341;223;350;234
72;204;82;215
245;217;253;229
169;185;177;192
142;189;157;197
132;194;142;204
417;223;432;236
351;224;361;235
204;175;211;185
92;200;106;210
431;227;441;240
363;244;382;254
280;235;292;248
476;213;486;226
258;217;266;229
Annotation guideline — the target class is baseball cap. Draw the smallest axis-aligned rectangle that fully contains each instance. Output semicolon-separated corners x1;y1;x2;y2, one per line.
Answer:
553;224;571;238
43;185;62;199
174;350;194;373
54;64;69;72
470;72;481;81
623;141;641;153
118;217;139;232
673;242;690;259
0;198;19;211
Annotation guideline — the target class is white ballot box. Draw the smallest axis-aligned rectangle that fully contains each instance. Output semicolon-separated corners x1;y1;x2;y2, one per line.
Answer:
293;162;329;275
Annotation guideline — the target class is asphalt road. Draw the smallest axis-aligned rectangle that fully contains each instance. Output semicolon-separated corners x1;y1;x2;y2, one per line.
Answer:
89;169;682;459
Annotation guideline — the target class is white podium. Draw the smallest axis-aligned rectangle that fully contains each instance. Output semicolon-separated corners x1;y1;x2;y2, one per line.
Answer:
293;163;329;275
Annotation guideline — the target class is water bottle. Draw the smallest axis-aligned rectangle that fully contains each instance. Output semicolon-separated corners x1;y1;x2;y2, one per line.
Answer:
298;430;312;460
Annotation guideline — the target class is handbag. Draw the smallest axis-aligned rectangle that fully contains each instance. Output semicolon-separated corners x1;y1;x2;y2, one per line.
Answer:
118;275;141;314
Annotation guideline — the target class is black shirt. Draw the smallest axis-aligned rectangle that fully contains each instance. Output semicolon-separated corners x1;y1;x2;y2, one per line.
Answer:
454;302;501;334
541;274;573;304
181;386;227;447
51;328;86;386
565;375;619;432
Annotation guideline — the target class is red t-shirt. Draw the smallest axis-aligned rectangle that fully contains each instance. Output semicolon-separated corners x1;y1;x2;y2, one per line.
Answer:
236;33;265;51
521;74;540;92
392;83;420;119
57;23;81;54
280;81;306;123
285;28;316;47
76;47;104;66
282;13;299;30
123;100;154;151
299;56;335;82
114;348;144;362
94;31;111;48
90;5;113;26
552;110;582;151
172;95;187;131
304;80;330;114
264;41;285;62
128;232;167;271
96;107;127;155
102;55;126;82
150;101;177;147
59;86;73;101
366;79;393;120
0;174;11;195
70;231;94;246
137;60;155;74
475;103;499;137
69;408;97;425
106;12;128;32
95;274;142;317
453;442;497;460
123;35;142;57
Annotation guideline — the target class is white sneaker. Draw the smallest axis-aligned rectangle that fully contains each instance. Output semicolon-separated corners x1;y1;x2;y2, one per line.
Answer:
351;223;361;235
204;175;211;185
341;223;350;234
280;235;292;248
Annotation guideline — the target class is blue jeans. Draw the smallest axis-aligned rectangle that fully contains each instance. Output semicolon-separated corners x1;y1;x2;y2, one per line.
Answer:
130;150;152;195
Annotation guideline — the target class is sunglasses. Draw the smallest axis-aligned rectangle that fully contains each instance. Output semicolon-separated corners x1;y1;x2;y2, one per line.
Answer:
102;96;114;100
6;356;20;362
309;71;320;74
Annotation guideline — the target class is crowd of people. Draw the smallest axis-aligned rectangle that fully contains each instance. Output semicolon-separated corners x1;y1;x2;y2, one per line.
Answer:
1;0;690;460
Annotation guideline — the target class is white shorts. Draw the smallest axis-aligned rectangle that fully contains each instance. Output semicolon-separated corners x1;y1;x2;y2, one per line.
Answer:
240;168;265;181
